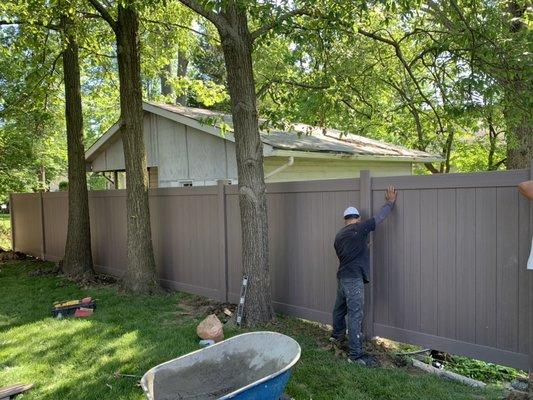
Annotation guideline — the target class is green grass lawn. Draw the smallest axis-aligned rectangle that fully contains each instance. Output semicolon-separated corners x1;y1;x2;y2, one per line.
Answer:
0;260;504;400
0;214;10;250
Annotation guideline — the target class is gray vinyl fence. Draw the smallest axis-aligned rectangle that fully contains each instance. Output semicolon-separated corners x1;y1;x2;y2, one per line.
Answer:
9;167;533;371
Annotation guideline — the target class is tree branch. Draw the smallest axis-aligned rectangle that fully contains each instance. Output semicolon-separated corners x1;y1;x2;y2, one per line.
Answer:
269;78;330;90
357;28;396;46
176;0;229;33
79;45;116;58
357;27;446;136
140;17;218;42
87;0;116;31
341;99;372;119
2;51;62;113
492;158;507;169
250;8;310;40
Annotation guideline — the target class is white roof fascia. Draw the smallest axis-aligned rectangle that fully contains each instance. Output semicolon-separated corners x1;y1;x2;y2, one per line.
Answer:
267;149;444;164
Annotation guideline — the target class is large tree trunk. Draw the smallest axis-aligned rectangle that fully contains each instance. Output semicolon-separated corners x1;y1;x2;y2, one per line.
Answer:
504;1;532;169
61;15;94;278
38;165;46;190
116;4;158;293
218;7;275;325
176;50;189;105
160;63;173;97
506;112;533;169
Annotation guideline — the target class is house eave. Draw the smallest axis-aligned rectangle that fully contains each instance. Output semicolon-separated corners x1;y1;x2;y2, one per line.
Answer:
142;102;236;143
85;121;122;162
267;149;444;164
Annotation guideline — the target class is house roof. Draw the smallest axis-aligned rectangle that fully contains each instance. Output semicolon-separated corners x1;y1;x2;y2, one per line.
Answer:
85;102;442;163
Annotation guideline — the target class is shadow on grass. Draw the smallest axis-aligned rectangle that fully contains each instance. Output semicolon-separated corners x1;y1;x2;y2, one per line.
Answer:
0;260;504;400
0;261;201;399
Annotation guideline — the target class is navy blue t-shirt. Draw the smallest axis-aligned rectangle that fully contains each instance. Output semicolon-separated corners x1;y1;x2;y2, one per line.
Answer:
334;218;376;283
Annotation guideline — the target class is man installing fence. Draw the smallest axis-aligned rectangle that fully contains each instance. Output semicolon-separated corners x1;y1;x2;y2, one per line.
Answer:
330;185;397;366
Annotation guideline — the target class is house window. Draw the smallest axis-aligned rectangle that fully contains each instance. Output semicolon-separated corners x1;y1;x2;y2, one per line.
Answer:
180;181;193;187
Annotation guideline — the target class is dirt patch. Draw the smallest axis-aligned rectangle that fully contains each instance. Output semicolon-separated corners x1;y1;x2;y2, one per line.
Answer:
504;390;530;400
176;297;236;324
74;273;118;288
27;261;118;288
316;335;400;368
0;249;27;262
28;264;62;277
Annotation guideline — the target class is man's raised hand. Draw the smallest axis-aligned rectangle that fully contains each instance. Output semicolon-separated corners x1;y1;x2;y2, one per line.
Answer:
385;185;397;203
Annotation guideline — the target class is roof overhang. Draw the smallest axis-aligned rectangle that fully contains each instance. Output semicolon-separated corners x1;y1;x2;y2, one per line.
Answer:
85;121;122;162
266;149;444;164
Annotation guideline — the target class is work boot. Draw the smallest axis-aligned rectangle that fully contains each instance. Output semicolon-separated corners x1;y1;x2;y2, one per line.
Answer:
328;334;347;347
348;354;379;367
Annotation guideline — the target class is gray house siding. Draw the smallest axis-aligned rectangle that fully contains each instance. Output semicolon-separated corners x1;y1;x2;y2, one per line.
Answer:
90;114;156;172
88;109;422;186
155;115;238;186
91;113;238;187
156;115;189;185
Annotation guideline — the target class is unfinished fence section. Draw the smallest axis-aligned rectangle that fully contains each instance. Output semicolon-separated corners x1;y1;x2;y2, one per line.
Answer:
370;169;533;371
9;167;533;371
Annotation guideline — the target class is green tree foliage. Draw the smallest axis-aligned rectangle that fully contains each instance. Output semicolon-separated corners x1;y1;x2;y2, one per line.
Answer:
0;0;226;202
1;0;530;208
0;4;67;201
253;1;529;172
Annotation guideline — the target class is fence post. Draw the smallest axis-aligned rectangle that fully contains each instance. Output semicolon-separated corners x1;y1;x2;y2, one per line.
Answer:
217;180;230;303
360;170;374;338
39;191;46;260
9;193;15;251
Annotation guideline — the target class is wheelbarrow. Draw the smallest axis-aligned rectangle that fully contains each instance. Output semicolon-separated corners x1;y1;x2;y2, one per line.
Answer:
140;331;301;400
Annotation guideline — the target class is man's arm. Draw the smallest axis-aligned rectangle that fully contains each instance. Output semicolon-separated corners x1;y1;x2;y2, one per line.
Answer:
359;186;397;234
374;186;397;226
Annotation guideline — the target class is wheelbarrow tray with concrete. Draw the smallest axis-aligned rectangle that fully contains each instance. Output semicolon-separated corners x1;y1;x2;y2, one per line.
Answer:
140;331;301;400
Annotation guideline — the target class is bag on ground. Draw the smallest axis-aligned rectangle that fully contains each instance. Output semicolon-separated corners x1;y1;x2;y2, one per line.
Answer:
196;314;224;342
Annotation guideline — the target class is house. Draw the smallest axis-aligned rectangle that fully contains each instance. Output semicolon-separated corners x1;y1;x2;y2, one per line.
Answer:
84;102;441;188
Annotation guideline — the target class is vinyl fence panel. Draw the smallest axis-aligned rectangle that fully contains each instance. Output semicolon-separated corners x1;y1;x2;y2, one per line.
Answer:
10;193;44;258
226;179;360;323
371;169;532;370
149;186;225;301
42;192;68;261
9;167;533;371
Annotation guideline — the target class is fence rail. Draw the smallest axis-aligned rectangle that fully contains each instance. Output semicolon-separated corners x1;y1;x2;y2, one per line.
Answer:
9;167;533;371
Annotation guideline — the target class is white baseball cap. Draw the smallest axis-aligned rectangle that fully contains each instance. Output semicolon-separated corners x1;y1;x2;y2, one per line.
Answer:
343;206;360;219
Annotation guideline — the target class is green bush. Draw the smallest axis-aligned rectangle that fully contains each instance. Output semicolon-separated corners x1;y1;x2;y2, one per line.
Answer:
443;355;526;383
0;214;11;249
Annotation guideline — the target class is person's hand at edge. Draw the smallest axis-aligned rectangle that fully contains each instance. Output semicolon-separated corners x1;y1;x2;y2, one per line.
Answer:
385;185;397;204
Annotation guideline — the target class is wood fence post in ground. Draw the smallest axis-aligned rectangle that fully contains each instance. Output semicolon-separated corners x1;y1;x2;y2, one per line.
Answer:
360;170;374;338
8;193;15;251
217;180;230;303
39;192;46;260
